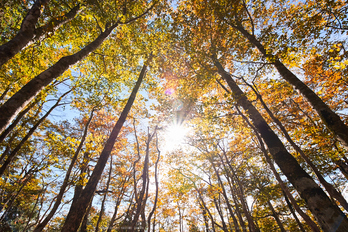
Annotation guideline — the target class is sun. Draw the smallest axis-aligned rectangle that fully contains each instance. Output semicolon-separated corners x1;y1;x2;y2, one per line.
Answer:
163;123;190;152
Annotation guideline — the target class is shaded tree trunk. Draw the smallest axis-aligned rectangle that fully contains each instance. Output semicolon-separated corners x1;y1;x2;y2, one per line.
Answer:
95;156;113;232
212;57;348;232
267;200;286;232
0;0;49;67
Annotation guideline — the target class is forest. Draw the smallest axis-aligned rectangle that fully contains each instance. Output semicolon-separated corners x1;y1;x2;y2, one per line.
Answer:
0;0;348;231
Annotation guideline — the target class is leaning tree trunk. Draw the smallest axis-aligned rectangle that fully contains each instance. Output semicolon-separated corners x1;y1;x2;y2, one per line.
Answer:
0;0;49;67
212;57;348;232
0;23;118;135
0;90;71;176
233;24;348;150
61;59;150;232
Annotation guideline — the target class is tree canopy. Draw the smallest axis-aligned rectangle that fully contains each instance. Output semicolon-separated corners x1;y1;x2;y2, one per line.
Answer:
0;0;348;231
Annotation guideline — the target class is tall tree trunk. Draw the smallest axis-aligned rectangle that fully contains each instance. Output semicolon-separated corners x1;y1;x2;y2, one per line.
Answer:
0;23;118;135
212;195;229;232
33;108;94;232
233;24;348;150
212;57;348;232
31;4;81;45
0;0;49;67
247;82;348;211
0;90;71;176
61;60;150;232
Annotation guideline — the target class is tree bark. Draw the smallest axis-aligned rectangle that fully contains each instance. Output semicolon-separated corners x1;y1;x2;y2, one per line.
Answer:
212;57;348;232
0;0;49;67
267;200;286;232
61;60;149;232
210;158;241;232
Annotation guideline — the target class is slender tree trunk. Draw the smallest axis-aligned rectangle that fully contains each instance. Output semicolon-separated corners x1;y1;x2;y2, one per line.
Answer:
131;128;156;231
33;108;94;232
213;196;229;232
147;134;160;232
61;60;150;232
219;149;259;232
266;200;287;232
283;191;306;232
0;23;118;135
210;158;241;232
106;173;130;232
0;0;49;67
95;156;113;232
234;24;348;150
0;90;71;176
213;57;348;232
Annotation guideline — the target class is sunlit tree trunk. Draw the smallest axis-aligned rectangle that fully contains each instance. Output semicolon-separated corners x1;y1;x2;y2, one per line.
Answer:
210;157;242;232
246;82;348;211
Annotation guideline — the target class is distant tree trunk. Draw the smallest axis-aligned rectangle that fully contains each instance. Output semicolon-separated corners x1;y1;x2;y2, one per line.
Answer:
95;156;113;232
0;23;119;135
210;158;241;232
218;148;259;232
212;195;229;232
147;134;160;232
0;0;49;67
0;90;71;176
266;200;286;232
61;59;150;232
217;158;247;232
283;191;306;232
233;23;348;150
212;57;348;232
131;128;157;231
106;177;129;232
33;108;94;232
